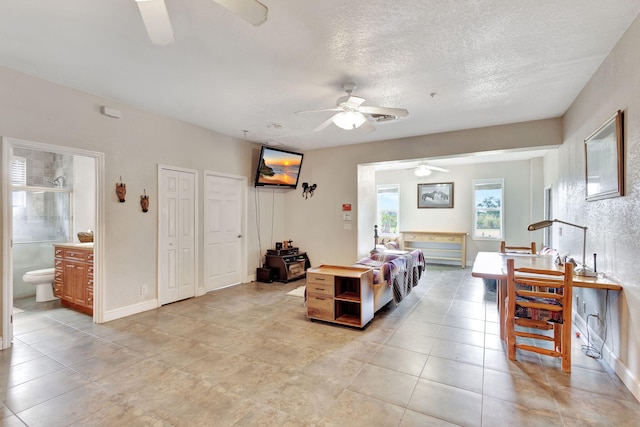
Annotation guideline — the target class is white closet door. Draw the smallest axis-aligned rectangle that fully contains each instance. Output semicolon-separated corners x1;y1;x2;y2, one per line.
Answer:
204;173;243;292
159;167;196;305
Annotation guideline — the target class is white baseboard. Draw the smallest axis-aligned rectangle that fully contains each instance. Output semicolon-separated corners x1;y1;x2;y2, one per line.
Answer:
103;299;158;322
573;314;640;402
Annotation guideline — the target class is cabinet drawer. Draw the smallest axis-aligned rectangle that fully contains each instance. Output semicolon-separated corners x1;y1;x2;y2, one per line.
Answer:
307;293;333;320
306;282;333;296
425;235;462;243
64;249;87;262
306;272;334;286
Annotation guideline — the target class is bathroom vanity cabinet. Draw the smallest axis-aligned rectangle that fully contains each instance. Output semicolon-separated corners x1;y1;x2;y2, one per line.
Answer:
54;243;93;315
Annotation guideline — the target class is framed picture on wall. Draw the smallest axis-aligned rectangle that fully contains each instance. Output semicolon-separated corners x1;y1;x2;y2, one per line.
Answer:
418;182;454;208
584;110;624;201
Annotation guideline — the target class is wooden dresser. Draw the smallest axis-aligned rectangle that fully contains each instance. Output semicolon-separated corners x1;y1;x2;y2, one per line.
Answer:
54;243;94;315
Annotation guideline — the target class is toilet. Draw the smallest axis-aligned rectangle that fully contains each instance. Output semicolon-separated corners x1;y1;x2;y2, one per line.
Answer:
22;268;58;302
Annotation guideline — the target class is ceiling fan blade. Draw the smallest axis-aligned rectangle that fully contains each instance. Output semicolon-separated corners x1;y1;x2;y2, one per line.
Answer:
296;108;342;114
342;95;366;108
359;118;376;132
212;0;268;26
136;0;175;46
314;114;340;132
427;165;449;172
358;106;409;118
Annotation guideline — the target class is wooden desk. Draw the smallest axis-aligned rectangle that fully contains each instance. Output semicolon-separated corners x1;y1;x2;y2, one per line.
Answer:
471;252;621;339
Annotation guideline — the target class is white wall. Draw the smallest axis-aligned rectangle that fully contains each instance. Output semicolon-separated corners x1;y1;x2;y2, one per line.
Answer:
284;120;561;267
0;66;260;320
73;155;95;240
555;13;640;398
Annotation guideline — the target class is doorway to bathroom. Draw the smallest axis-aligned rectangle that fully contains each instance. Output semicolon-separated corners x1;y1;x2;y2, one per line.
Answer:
1;137;104;349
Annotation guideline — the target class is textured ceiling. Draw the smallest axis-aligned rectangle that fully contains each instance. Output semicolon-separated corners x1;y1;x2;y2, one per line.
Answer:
1;0;639;151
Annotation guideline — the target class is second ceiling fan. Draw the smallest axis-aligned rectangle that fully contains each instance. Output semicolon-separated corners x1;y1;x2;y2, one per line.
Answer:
135;0;268;46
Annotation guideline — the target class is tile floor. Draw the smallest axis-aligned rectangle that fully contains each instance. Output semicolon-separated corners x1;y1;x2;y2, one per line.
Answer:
2;265;639;426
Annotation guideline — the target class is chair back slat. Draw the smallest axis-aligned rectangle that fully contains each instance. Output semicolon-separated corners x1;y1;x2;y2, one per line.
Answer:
505;258;573;372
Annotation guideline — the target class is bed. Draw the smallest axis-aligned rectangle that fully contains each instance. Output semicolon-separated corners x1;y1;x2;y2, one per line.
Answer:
354;249;426;312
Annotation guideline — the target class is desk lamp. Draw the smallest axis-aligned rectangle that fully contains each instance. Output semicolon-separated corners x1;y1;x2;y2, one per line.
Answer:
528;219;596;277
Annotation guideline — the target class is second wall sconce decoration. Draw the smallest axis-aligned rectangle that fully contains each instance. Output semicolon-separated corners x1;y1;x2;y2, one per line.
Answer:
140;189;149;213
115;177;126;202
301;182;317;199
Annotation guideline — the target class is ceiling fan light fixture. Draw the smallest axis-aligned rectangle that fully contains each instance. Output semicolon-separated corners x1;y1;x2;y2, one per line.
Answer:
333;110;367;130
414;165;432;177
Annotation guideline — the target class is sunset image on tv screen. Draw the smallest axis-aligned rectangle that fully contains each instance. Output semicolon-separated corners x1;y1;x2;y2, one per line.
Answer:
257;148;303;186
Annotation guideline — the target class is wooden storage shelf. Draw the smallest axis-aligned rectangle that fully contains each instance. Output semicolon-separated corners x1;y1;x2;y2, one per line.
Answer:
306;265;373;328
401;231;468;268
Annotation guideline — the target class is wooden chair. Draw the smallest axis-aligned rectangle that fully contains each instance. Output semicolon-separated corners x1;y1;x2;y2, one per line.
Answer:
500;241;536;254
505;258;573;372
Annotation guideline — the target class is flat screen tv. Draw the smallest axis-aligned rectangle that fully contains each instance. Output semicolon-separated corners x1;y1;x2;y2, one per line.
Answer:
254;146;304;189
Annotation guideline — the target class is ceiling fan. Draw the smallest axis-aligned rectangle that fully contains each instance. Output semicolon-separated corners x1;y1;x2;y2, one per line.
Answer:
299;82;409;132
135;0;268;46
412;163;449;177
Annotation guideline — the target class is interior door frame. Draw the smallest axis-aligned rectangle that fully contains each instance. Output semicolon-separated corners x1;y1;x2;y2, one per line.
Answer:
2;137;105;349
204;170;248;291
157;164;199;305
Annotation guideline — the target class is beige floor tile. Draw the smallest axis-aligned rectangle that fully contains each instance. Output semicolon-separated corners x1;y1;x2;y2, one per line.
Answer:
368;345;428;377
399;409;459;426
437;325;486;347
481;395;564;427
483;368;558;413
3;369;90;413
319;389;405;427
6;265;638;426
16;382;116;427
384;330;436;354
408;378;482;427
421;356;484;393
430;338;485;367
348;364;418;407
0;355;64;389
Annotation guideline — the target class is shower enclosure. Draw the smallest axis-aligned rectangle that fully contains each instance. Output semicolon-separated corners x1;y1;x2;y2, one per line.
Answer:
11;149;73;299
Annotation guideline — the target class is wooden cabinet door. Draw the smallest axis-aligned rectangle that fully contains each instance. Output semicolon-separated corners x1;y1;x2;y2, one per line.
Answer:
72;262;87;307
64;261;86;306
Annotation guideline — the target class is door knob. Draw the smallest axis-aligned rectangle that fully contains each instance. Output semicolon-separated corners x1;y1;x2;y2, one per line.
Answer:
237;235;242;238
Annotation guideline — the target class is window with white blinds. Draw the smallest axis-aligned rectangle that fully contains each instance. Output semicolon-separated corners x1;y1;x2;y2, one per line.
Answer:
11;156;27;186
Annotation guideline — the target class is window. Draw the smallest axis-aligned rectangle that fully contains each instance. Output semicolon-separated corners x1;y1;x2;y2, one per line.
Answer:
11;156;27;186
377;184;399;235
473;179;504;240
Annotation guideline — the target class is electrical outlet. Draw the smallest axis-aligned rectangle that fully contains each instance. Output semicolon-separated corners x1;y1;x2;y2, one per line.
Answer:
559;227;563;236
141;285;148;295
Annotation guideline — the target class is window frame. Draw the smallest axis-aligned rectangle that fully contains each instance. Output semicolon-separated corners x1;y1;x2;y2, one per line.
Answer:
376;184;400;236
472;178;504;241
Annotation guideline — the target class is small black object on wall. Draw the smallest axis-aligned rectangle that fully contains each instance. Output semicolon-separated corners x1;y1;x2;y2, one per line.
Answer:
301;182;317;199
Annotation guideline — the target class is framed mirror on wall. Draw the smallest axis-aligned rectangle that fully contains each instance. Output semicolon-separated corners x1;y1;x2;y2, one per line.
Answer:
584;110;624;201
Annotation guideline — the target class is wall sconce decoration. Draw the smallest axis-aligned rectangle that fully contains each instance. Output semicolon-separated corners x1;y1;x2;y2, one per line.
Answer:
115;177;126;202
140;189;149;213
301;182;317;199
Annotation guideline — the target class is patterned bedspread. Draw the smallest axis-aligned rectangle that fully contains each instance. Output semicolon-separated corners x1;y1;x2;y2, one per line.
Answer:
354;250;426;305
